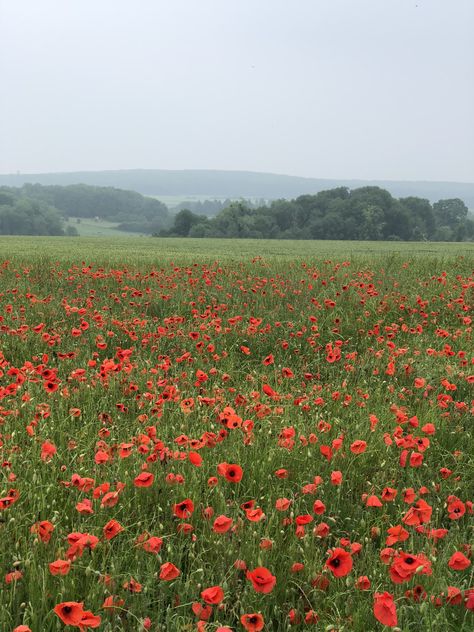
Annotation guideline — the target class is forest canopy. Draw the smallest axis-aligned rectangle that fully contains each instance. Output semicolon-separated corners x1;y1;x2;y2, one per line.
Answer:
0;184;169;235
161;187;473;241
1;183;472;240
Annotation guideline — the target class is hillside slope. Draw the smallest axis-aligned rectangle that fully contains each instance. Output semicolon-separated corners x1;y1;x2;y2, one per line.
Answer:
1;170;473;207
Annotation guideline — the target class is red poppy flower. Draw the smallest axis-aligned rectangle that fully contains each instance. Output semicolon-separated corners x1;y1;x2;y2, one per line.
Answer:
142;536;163;553
448;552;471;571
102;595;125;610
403;487;416;504
246;566;277;593
76;498;94;515
325;548;353;577
355;575;371;590
386;525;409;545
304;610;319;624
381;487;398;502
445;586;463;605
49;559;71;576
200;585;224;604
245;507;265;522
402;499;432;525
31;520;55;543
380;547;396;564
275;497;291;511
5;571;23;584
219;463;243;483
192;602;212;620
262;383;278;398
212;515;233;533
365;495;382;507
40;440;57;461
313;500;326;515
291;562;305;573
0;490;20;511
133;471;154;488
78;609;101;629
373;592;397;627
447;497;466;520
350;440;367;454
100;491;120;508
103;519;123;540
66;533;99;561
123;577;142;593
241;613;265;631
173;498;194;519
389;551;432;584
313;522;330;537
44;380;59;393
465;588;474;610
159;562;180;581
189;451;203;466
234;559;247;571
54;602;85;626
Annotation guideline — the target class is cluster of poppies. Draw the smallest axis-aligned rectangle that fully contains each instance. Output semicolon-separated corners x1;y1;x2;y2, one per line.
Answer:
0;255;472;630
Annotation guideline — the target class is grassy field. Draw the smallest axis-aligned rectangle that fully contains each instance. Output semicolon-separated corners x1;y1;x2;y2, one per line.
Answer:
0;237;472;631
1;235;473;264
63;218;141;238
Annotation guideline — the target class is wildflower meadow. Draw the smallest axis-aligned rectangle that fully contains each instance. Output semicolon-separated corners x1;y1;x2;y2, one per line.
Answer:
0;237;472;631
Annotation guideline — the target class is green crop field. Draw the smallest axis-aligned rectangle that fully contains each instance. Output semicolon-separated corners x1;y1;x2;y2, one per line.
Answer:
1;236;473;264
0;237;472;632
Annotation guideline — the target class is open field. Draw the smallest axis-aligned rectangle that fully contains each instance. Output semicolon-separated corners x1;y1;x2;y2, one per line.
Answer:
1;236;473;264
0;237;472;631
63;218;141;238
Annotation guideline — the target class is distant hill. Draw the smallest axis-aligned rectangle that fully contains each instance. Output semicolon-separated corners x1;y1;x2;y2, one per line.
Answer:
1;169;473;208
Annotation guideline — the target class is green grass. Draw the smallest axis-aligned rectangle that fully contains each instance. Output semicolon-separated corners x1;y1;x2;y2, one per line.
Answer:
63;217;142;237
1;236;473;265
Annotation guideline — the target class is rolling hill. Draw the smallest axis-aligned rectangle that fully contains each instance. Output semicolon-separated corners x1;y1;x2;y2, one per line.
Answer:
1;169;473;208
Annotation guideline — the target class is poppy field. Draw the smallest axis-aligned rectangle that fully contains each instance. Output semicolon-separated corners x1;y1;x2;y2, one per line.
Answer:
0;237;473;631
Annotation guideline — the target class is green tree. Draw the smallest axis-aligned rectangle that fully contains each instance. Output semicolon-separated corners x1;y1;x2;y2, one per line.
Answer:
172;209;204;236
433;198;468;227
400;197;435;238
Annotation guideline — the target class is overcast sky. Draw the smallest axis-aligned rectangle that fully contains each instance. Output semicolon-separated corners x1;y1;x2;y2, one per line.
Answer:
1;0;473;181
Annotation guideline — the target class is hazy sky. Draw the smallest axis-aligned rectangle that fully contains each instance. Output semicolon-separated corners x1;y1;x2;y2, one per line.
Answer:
1;0;473;181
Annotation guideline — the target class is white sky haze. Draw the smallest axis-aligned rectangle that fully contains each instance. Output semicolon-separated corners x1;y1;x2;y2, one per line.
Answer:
1;0;473;181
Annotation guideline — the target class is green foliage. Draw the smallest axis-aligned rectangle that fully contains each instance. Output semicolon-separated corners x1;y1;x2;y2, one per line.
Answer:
0;190;65;235
0;183;170;236
162;186;472;242
159;209;209;237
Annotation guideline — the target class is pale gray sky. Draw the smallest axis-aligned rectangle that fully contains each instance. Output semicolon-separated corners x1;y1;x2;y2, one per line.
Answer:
1;0;473;181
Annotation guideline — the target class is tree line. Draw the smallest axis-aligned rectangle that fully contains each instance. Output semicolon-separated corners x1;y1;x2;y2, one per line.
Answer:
173;198;267;217
161;187;473;241
0;184;169;235
1;183;472;240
